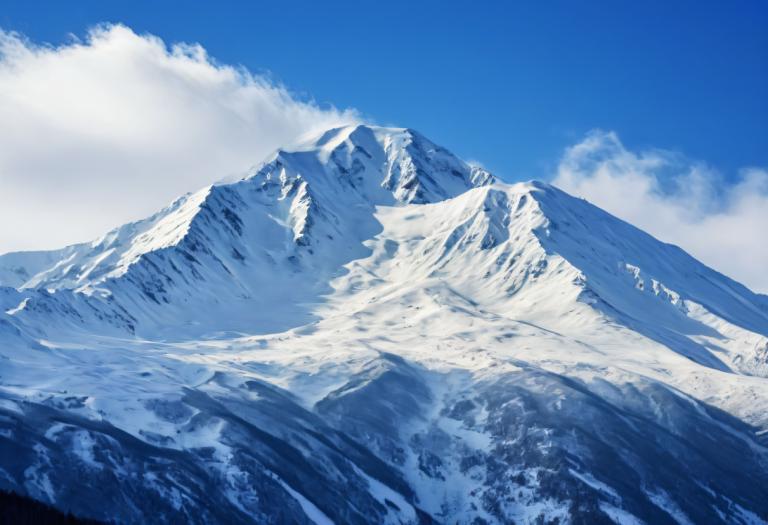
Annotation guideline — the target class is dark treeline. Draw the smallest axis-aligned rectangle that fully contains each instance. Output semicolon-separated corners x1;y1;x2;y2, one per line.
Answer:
0;490;103;525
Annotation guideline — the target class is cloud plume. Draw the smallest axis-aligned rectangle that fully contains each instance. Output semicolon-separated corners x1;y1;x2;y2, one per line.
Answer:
554;130;768;293
0;24;357;252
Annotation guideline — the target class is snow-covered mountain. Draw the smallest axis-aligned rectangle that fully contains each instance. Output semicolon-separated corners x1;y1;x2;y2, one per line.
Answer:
1;125;767;524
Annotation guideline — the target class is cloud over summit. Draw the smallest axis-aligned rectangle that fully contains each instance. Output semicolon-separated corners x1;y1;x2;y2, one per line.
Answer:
0;24;357;252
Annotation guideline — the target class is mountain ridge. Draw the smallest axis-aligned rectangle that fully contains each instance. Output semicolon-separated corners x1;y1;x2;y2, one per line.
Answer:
0;124;767;524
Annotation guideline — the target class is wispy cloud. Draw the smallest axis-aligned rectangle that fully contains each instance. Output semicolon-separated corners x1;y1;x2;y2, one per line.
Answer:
554;130;768;293
0;24;358;252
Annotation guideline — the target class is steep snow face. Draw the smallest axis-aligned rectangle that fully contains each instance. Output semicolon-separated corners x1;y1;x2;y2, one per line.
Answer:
526;183;768;376
1;125;768;525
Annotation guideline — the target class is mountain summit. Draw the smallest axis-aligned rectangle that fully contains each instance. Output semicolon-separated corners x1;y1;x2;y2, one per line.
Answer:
1;125;767;524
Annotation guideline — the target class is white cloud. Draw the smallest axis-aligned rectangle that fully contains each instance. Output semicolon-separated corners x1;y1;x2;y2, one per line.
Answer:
554;130;768;293
0;24;358;252
466;159;486;169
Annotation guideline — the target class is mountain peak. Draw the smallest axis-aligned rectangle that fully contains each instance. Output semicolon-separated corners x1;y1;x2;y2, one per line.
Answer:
254;123;495;205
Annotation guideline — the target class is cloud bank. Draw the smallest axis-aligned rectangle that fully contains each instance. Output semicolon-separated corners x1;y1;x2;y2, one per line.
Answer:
0;24;357;252
554;130;768;293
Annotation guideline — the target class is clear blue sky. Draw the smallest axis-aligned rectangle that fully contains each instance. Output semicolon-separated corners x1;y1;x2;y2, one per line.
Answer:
2;0;766;181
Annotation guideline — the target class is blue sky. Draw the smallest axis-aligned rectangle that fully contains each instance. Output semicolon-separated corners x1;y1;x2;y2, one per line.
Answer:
2;0;766;180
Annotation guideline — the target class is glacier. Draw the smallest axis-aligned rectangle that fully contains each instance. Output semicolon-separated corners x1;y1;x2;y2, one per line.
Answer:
0;124;767;524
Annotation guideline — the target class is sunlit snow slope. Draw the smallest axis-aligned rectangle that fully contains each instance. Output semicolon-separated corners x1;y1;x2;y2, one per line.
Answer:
1;125;767;525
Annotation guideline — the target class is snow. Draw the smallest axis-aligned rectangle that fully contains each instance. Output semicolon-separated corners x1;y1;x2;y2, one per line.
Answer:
276;478;335;525
569;469;620;500
5;297;29;315
23;444;56;504
0;124;767;523
0;398;23;414
599;503;646;525
351;465;418;524
646;489;695;525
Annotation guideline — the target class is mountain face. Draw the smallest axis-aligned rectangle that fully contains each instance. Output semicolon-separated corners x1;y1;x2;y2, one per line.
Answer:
1;124;767;525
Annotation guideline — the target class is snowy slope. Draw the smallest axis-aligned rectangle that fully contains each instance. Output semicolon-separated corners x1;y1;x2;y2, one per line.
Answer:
0;125;494;339
1;125;767;525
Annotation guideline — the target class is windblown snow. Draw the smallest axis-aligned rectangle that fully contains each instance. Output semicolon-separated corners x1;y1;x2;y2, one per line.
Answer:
0;125;767;525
